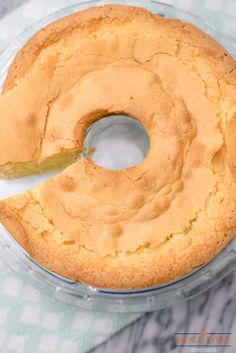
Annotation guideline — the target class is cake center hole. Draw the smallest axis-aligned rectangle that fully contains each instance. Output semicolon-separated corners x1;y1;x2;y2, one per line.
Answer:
84;115;150;170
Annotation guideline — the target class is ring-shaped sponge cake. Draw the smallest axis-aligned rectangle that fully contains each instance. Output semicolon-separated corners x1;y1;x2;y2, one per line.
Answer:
0;5;236;288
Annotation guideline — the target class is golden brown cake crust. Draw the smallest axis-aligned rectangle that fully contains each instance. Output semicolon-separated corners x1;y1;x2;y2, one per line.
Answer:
3;4;236;93
0;4;236;289
3;4;158;92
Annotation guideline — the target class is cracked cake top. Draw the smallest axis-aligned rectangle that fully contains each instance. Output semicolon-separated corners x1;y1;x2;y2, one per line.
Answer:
0;4;236;288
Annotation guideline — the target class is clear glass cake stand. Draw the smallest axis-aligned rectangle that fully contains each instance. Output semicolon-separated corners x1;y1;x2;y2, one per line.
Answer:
0;0;236;313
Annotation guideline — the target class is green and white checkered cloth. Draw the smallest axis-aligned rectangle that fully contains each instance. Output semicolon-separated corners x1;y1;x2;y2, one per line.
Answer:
0;0;235;352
